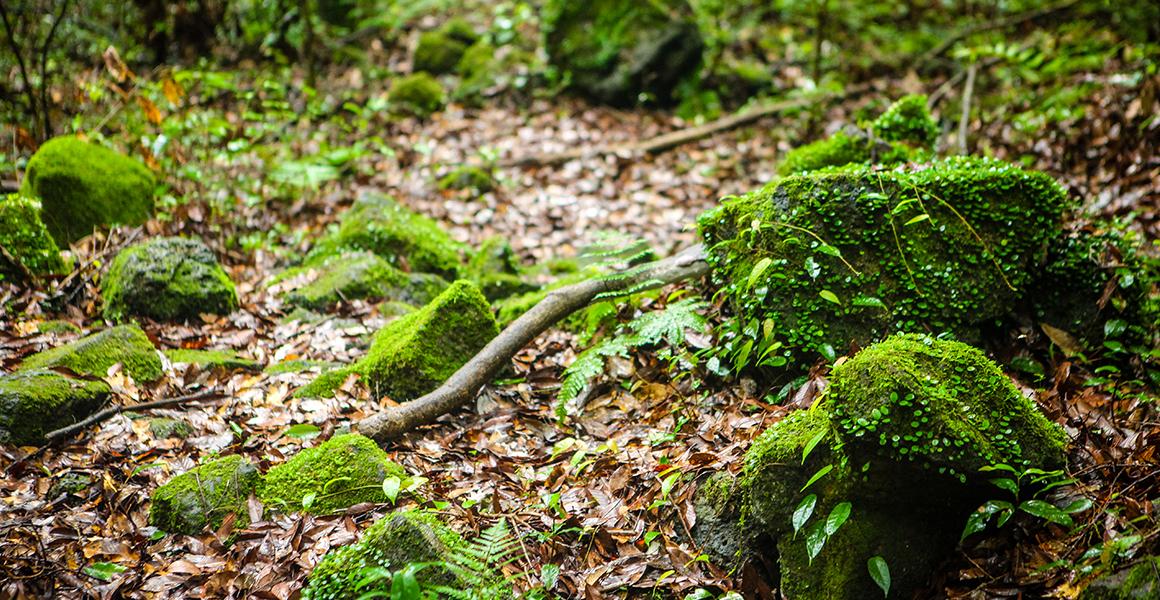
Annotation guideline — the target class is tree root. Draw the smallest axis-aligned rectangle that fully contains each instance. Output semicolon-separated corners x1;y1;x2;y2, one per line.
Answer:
356;244;711;443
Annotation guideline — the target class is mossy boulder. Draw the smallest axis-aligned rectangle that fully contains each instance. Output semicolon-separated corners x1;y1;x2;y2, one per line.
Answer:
148;417;192;439
164;348;260;372
778;95;937;176
19;136;155;244
0;370;111;446
466;237;536;301
543;0;704;106
148;455;260;535
413;18;477;75
1079;556;1160;599
699;157;1070;362
312;195;465;280
697;335;1067;599
102;237;237;322
278;251;448;310
300;280;500;400
455;41;537;103
21;324;163;382
259;433;406;513
437;165;496;194
0;194;68;278
387;73;445;119
303;509;466;599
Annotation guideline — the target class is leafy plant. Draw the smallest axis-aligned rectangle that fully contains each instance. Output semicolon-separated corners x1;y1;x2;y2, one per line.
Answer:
961;464;1092;541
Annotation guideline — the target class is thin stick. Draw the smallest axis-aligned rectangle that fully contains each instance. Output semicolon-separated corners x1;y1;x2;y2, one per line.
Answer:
43;389;220;443
958;62;977;155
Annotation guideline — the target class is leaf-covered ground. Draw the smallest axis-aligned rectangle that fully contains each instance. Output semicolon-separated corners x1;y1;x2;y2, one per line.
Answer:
2;17;1159;600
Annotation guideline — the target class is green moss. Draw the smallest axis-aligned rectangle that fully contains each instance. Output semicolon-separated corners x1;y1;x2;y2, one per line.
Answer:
102;237;238;322
303;509;466;599
21;324;163;382
542;0;704;106
0;194;68;278
377;300;417;318
413;19;477;75
454;41;537;103
148;417;192;439
466;236;535;301
19;136;155;244
300;280;500;400
48;471;93;500
259;433;406;514
36;320;81;335
149;455;260;535
437;165;496;194
279;251;449;310
1079;556;1160;599
699;157;1070;363
830;335;1067;480
164;348;260;371
314;195;465;280
0;370;111;446
264;359;342;375
387;73;445;119
871;94;939;147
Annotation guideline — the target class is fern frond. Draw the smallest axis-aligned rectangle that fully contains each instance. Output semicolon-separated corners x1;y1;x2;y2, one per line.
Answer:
429;519;523;600
627;298;708;346
558;337;633;410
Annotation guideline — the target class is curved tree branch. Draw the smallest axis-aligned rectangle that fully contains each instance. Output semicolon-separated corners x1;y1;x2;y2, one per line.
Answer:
356;244;711;443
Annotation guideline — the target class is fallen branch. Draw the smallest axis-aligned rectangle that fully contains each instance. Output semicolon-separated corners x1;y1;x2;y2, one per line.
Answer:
356;244;711;442
43;388;220;443
501;86;870;169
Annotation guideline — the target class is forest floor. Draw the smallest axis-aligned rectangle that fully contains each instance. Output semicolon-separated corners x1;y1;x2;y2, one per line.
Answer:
1;42;1158;600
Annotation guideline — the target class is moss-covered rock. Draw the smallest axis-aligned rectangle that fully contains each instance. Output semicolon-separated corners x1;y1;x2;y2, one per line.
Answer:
278;251;448;310
0;194;68;278
1079;556;1160;599
264;359;343;375
454;41;537;103
300;280;500;400
21;324;163;382
47;471;94;500
19;136;155;244
413;18;477;75
387;73;445;119
149;455;260;535
437;165;496;194
870;94;939;148
259;433;406;513
466;236;536;301
312;195;465;280
699;157;1070;362
102;237;237;322
0;370;111;446
148;417;193;439
543;0;704;106
36;320;81;335
164;348;260;371
302;509;466;599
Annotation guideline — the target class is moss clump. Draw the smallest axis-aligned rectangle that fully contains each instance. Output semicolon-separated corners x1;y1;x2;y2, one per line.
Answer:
699;157;1070;363
102;237;238;322
36;320;81;335
454;41;537;103
300;280;500;400
149;455;260;535
871;94;939;147
387;73;445;119
19;136;155;244
263;359;342;375
313;195;465;280
438;165;496;194
0;370;111;446
1079;556;1160;599
259;433;406;513
0;194;68;278
164;348;260;372
148;417;192;439
21;324;163;382
279;251;448;310
413;18;477;75
48;471;94;500
303;509;466;599
466;237;535;301
543;0;704;106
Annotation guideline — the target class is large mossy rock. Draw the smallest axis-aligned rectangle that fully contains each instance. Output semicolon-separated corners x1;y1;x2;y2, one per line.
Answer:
278;251;448;310
0;370;111;446
387;73;446;120
149;455;260;535
542;0;704;106
21;324;163;382
300;280;500;399
102;237;238;322
303;509;466;599
312;195;464;280
19;136;155;244
0;194;68;279
1079;556;1160;599
699;157;1070;362
259;433;407;514
413;18;477;75
696;335;1067;599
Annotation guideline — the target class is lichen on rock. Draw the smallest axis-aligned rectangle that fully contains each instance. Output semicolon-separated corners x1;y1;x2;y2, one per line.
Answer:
259;433;406;514
148;455;260;535
20;324;163;382
102;237;238;322
0;370;111;446
0;194;68;278
19;136;155;244
299;280;500;400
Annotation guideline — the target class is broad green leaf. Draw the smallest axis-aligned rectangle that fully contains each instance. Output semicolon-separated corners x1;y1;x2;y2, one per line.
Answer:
301;492;317;510
802;429;827;464
748;257;773;289
800;464;833;492
382;476;402;504
988;478;1019;497
285;423;321;439
852;296;886;309
84;562;128;581
390;565;421;600
805;522;828;563
793;494;817;534
1062;498;1093;514
904;214;930;226
825;502;852;536
816;244;842;258
819;290;841;305
1019;499;1074;527
867;556;891;596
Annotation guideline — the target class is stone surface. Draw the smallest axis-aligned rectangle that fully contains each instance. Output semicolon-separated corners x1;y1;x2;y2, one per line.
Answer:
148;455;260;535
20;324;163;382
0;370;111;446
259;433;406;514
102;237;238;322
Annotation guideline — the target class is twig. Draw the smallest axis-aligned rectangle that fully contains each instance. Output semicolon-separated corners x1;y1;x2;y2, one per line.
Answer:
0;0;39;136
958;61;978;155
355;245;711;442
43;388;220;443
0;240;35;285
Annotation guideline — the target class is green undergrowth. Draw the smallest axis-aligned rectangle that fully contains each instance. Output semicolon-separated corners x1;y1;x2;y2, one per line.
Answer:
0;194;68;279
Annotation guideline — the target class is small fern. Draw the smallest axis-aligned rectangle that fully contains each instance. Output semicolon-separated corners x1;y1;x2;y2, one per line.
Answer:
429;520;523;600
